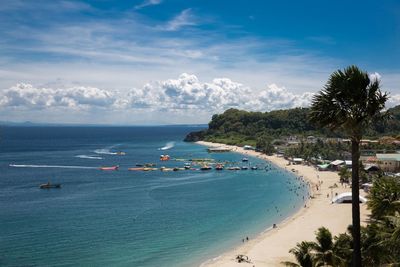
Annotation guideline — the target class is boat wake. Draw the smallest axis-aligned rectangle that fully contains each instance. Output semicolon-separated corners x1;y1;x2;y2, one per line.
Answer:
94;149;118;155
75;155;103;160
159;141;175;151
9;164;98;169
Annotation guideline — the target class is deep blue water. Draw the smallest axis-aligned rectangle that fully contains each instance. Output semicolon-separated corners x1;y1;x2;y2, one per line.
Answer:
0;126;308;267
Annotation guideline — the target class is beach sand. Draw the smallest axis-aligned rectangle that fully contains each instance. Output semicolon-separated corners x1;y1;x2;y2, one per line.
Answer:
197;141;370;267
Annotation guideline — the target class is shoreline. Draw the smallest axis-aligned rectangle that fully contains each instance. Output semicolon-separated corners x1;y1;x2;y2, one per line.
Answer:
196;141;369;267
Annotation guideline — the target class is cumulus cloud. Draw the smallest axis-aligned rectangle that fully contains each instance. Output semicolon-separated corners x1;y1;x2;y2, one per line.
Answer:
0;74;318;122
123;73;313;112
369;72;382;81
0;83;116;110
257;84;314;110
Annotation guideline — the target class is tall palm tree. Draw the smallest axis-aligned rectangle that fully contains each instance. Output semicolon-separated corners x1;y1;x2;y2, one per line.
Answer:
309;65;388;266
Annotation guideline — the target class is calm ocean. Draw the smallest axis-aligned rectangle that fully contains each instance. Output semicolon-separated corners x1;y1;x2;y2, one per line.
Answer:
0;126;307;267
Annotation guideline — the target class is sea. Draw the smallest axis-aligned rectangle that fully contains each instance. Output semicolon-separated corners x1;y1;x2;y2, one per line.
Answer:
0;126;308;267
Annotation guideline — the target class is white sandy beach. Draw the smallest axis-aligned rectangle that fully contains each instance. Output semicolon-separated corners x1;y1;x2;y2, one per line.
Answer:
197;141;369;267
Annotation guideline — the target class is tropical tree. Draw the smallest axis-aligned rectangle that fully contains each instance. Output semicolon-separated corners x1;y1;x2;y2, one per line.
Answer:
283;241;315;267
368;176;400;219
309;65;389;266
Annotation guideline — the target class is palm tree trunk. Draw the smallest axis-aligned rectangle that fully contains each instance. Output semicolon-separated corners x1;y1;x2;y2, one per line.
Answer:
351;139;361;266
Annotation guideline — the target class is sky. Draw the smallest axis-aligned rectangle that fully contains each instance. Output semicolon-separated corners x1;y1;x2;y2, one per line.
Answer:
0;0;399;124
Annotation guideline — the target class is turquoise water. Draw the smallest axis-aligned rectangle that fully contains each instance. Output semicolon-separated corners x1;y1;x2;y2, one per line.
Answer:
0;126;308;266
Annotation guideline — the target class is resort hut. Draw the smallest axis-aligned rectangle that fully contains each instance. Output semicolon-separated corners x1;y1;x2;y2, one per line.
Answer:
332;192;367;204
292;158;304;165
329;160;345;171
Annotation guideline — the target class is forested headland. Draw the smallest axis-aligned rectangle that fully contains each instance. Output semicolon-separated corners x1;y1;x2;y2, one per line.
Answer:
184;105;400;158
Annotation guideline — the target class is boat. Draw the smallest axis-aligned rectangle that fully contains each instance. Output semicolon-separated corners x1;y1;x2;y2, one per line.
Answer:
215;164;224;170
40;182;61;189
200;165;212;171
99;165;119;171
128;167;144;171
228;166;241;170
136;164;144;167
241;166;249;170
242;158;249;162
143;167;158;171
116;151;126;155
160;155;170;161
144;163;156;167
160;167;173;172
251;166;258;170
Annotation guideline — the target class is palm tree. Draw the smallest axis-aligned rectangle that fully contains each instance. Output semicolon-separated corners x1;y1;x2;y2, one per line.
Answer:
283;241;315;267
309;65;389;266
368;176;400;219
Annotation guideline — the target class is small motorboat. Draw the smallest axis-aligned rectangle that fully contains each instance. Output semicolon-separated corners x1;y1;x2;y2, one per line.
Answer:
116;151;126;155
200;165;212;171
99;165;119;171
215;164;224;170
228;166;241;170
241;166;249;170
251;166;258;170
40;182;61;189
242;158;249;162
136;164;144;167
144;163;156;167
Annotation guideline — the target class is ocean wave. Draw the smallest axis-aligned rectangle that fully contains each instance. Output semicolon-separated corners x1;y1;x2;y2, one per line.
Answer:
158;141;175;151
75;155;103;160
9;164;98;169
94;149;118;155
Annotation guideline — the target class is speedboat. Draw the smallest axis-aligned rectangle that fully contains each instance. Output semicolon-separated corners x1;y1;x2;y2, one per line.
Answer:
40;182;61;189
200;165;212;171
99;165;119;171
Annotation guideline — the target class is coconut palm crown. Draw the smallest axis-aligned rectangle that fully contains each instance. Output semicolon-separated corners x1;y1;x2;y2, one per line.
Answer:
309;65;388;140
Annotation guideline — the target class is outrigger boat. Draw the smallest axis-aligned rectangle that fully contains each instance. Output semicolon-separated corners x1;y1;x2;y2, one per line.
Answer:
99;165;119;171
40;182;61;189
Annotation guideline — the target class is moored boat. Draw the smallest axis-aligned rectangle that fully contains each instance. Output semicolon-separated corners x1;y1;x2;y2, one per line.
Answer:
100;165;119;171
40;182;61;189
200;165;212;171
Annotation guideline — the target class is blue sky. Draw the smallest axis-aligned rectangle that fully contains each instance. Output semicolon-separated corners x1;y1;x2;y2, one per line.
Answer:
0;0;399;124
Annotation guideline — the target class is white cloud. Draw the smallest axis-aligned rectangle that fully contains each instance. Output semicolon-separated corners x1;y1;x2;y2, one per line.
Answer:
2;74;399;124
369;72;382;81
0;83;116;110
256;84;314;110
123;73;313;113
163;9;197;31
134;0;162;10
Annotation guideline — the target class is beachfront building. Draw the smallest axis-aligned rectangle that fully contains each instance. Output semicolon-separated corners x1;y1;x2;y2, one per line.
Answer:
329;160;345;171
376;153;400;172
